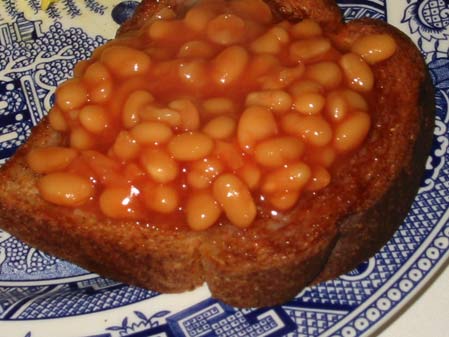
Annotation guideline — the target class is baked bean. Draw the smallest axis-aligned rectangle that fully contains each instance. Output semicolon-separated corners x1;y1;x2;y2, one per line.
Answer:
186;190;222;230
56;79;88;112
153;7;176;20
325;91;348;122
112;131;140;161
178;40;216;59
333;111;371;152
340;53;374;92
84;62;113;103
99;186;142;219
238;106;278;151
48;106;68;132
130;121;173;145
147;20;185;41
212;46;248;85
254;136;304;167
306;166;331;191
260;64;305;90
281;113;332;146
143;183;179;214
140;106;181;127
38;172;93;207
89;81;113;104
70;127;95;150
306;145;336;167
169;99;200;131
140;148;179;183
351;34;397;64
202;115;236;140
73;60;90;77
247;54;279;79
184;6;216;31
168;131;214;161
237;162;261;190
250;26;289;54
262;162;311;193
293;92;325;115
178;60;208;87
229;0;272;24
289;80;323;96
202;97;235;115
207;14;246;45
246;90;292;114
81;150;123;186
122;90;154;129
290;19;322;39
342;89;368;111
101;46;151;78
187;157;224;189
83;62;111;84
214;141;244;170
289;38;331;62
305;61;343;89
79;105;109;134
268;190;300;211
27;147;78;174
212;173;256;228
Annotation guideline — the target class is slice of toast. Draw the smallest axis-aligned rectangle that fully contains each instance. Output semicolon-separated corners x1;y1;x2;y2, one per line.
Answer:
0;0;434;307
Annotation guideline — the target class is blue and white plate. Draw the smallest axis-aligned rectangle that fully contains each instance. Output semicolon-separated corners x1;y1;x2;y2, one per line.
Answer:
0;1;448;336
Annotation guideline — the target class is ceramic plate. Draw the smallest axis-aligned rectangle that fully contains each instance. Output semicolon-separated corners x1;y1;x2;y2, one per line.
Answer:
0;1;448;336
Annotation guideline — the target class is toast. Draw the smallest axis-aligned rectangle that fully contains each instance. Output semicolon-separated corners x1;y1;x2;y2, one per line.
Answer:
0;0;434;308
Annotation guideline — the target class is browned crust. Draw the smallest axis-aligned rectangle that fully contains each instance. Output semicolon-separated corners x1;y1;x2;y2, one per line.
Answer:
0;1;435;308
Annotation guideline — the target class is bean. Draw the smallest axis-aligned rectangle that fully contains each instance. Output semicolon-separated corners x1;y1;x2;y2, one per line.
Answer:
122;90;154;129
212;173;256;228
238;106;278;151
340;53;374;92
187;157;224;189
38;172;93;207
186;190;222;230
289;38;331;62
207;14;246;45
112;131;140;161
254;136;304;167
169;99;200;131
246;90;292;114
101;45;151;77
351;33;397;64
293;92;325;115
262;162;311;193
27;147;78;174
202;115;236;140
99;186;142;219
143;183;179;214
168;132;214;161
79;104;109;134
333;111;371;152
130;121;173;145
55;79;88;112
140;148;179;183
281;113;332;146
212;46;248;85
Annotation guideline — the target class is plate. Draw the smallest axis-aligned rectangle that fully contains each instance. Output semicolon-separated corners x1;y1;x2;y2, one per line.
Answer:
0;1;448;336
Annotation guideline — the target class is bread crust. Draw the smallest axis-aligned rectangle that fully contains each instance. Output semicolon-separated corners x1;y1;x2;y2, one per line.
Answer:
0;0;434;307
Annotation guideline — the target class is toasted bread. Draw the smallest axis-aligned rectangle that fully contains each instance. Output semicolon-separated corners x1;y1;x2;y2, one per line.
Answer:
0;0;434;308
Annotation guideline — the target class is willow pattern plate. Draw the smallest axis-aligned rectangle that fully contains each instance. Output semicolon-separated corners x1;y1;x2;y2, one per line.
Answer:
0;1;448;336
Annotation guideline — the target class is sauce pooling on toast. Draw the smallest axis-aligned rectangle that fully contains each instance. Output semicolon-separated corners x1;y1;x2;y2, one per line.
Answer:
27;0;397;230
